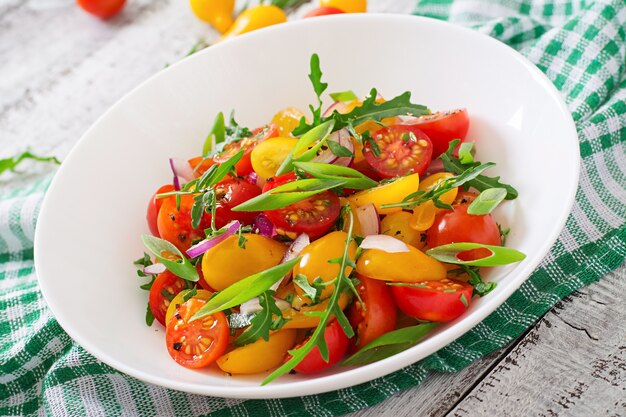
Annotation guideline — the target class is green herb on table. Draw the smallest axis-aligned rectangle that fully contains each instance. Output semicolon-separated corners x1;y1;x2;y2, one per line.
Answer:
0;151;61;176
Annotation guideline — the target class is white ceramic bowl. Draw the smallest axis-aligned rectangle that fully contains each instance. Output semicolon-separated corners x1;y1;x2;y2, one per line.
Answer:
35;14;579;399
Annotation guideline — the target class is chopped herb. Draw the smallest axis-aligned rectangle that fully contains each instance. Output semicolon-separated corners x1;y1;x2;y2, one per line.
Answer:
182;287;198;302
329;90;357;102
459;293;469;307
498;224;511;246
467;188;507;215
463;265;497;297
361;131;381;157
327;140;354;157
145;303;155;326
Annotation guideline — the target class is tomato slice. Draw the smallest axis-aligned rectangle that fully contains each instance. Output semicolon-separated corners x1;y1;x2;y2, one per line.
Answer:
262;172;341;240
292;320;349;374
214;178;262;227
147;184;175;237
213;124;278;176
391;278;473;322
149;271;189;326
426;203;501;261
157;194;211;251
400;109;470;158
348;275;396;352
166;298;229;368
363;125;433;178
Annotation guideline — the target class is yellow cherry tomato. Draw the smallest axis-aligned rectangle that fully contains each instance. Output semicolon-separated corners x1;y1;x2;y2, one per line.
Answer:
189;0;234;33
409;173;458;231
202;234;286;291
250;137;298;180
348;173;420;215
338;198;364;236
216;329;297;374
381;211;426;249
292;231;357;300
356;244;446;282
221;5;287;41
165;289;212;325
275;284;352;328
272;107;305;136
320;0;366;13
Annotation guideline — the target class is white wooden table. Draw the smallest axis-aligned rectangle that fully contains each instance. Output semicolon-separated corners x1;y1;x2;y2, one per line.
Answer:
2;0;625;415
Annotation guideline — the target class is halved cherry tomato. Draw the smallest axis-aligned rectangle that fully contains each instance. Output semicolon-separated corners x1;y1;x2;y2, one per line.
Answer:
165;298;229;368
250;137;298;180
381;211;426;249
401;109;470;158
214;178;262;227
426;203;501;260
292;320;349;374
213;124;278;176
348;276;396;352
157;194;211;251
147;184;175;236
263;173;341;240
391;278;473;322
303;6;345;17
149;271;189;326
188;156;215;178
77;0;125;19
165;289;213;326
348;173;420;215
363;125;433;178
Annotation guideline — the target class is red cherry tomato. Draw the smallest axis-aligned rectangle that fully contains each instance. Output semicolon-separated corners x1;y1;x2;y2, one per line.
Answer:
363;125;433;178
149;271;189;326
304;6;345;17
188;156;216;178
157;194;211;251
213;124;278;176
214;178;262;227
401;109;470;158
76;0;125;18
147;184;175;237
391;278;473;322
262;173;341;239
293;320;349;374
348;275;396;352
426;203;502;261
166;298;229;368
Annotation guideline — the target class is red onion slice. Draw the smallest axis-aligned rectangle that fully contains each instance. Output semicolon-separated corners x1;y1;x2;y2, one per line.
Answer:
144;263;166;275
239;296;291;316
322;101;351;118
185;220;241;258
246;171;258;185
311;128;354;167
270;233;310;291
356;204;380;236
360;235;410;253
253;213;276;237
169;158;194;190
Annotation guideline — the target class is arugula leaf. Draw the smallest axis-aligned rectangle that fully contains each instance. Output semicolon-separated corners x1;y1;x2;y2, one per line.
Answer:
190;257;301;321
293;162;378;190
293;88;430;136
263;212;357;385
342;323;437;366
426;242;526;266
467;188;507;215
327;140;354;157
234;291;287;346
224;111;253;143
361;131;381;157
232;178;346;212
307;53;328;128
133;253;152;268
202;112;226;156
440;140;518;200
0;151;60;176
145;302;155;326
293;274;325;304
329;90;357;102
463;265;497;296
141;235;199;282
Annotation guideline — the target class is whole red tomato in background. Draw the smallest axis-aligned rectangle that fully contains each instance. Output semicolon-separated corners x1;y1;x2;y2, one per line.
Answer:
77;0;126;18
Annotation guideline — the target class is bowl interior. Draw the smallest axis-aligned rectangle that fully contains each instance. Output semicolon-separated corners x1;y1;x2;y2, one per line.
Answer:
35;14;578;398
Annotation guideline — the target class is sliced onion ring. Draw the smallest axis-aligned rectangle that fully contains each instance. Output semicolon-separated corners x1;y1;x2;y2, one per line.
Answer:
356;204;380;236
185;220;241;258
143;263;166;275
311;128;354;167
322;101;351;118
271;233;310;291
360;234;410;253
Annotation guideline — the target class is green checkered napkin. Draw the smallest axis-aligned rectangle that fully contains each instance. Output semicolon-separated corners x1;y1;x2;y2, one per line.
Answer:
2;0;625;415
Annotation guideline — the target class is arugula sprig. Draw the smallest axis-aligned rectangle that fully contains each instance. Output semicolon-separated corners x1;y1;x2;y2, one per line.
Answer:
440;140;518;200
263;211;358;385
134;254;158;326
234;290;287;346
450;265;497;297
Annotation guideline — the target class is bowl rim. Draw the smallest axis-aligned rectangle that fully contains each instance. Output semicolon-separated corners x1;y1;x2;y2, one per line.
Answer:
34;13;580;399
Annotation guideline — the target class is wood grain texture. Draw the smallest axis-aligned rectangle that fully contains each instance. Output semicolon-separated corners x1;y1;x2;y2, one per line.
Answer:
1;1;624;416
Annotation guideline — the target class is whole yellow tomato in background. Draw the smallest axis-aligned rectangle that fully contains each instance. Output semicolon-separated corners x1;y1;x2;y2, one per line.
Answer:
190;0;235;33
320;0;366;13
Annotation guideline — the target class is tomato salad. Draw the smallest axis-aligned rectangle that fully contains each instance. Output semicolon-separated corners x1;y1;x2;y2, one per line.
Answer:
135;54;525;384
